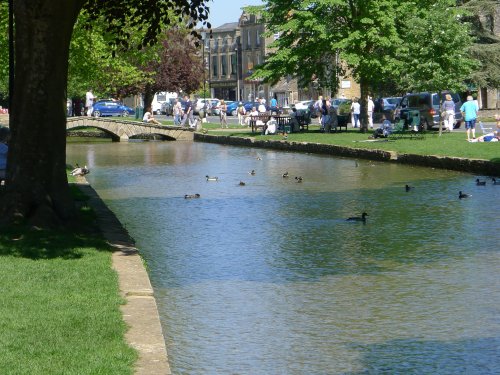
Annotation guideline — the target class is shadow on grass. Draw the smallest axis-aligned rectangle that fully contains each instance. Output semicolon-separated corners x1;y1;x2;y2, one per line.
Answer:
0;225;111;260
0;182;112;260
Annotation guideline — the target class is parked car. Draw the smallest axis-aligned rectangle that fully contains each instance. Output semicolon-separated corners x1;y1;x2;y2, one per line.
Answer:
394;92;463;130
92;100;135;117
161;98;177;116
195;98;218;115
226;101;240;116
294;100;314;111
243;101;268;112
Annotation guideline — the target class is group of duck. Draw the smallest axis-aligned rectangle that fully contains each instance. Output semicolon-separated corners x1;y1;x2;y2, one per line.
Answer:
186;168;369;223
458;177;499;199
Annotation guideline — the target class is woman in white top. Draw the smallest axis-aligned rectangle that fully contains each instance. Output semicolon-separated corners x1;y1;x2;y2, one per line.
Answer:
143;107;161;125
350;98;361;128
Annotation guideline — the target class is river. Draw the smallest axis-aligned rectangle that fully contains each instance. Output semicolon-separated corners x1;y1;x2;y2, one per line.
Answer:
67;141;500;374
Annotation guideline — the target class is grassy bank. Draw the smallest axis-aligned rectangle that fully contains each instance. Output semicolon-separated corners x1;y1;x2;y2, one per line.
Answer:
0;177;136;374
204;124;500;163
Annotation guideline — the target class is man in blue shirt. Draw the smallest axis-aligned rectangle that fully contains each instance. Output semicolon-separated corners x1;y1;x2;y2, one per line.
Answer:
460;95;478;142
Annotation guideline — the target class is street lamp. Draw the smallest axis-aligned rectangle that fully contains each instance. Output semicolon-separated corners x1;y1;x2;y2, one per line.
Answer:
201;31;207;119
235;47;240;102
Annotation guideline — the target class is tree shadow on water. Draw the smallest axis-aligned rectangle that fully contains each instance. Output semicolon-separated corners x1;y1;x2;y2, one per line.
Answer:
345;336;500;375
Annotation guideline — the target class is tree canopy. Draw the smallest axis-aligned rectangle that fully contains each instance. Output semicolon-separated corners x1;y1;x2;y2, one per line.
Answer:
252;0;476;131
0;0;210;228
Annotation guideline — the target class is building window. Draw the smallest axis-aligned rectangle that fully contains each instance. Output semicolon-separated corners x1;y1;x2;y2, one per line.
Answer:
273;32;280;40
231;54;237;76
247;30;251;49
221;55;227;76
256;30;260;46
212;55;218;77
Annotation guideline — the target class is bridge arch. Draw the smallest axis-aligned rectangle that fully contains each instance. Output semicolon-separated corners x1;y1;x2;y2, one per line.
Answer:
66;117;194;141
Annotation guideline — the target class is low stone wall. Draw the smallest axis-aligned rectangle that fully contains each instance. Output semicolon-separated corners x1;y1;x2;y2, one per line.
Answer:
194;133;500;176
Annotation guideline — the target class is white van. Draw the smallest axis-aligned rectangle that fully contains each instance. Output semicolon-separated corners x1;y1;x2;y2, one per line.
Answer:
151;92;177;115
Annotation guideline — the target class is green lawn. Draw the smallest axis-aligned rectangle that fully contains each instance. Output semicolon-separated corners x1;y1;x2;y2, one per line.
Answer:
204;125;500;163
0;178;136;374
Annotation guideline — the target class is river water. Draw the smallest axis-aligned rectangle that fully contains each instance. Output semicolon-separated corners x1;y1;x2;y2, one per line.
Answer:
67;141;500;375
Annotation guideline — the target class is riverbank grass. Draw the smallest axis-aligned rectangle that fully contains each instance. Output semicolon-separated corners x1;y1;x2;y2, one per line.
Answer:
0;183;136;373
205;125;500;163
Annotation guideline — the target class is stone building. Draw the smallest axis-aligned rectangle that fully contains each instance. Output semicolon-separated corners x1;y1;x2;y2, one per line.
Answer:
206;12;361;106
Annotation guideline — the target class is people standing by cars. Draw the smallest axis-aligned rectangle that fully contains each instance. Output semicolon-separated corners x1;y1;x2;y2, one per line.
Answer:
181;95;194;127
320;99;330;132
85;89;95;117
237;102;246;126
367;96;375;129
258;98;267;114
460;95;478;141
219;99;228;128
441;94;456;132
350;98;361;128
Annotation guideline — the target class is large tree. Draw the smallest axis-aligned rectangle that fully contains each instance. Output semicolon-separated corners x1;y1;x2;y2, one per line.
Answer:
0;0;209;228
141;28;205;110
252;0;476;132
251;0;404;132
459;0;500;89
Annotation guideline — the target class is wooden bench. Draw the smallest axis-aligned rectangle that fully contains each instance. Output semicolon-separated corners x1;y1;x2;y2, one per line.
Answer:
250;114;271;133
295;114;309;131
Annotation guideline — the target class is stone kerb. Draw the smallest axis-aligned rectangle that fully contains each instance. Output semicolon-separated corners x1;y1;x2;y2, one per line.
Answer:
194;133;500;175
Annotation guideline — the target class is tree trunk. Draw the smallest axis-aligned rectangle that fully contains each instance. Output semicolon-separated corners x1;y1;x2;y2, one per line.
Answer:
143;83;155;113
359;77;369;133
0;0;84;227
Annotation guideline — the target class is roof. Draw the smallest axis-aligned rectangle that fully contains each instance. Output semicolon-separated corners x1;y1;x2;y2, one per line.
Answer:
213;22;239;32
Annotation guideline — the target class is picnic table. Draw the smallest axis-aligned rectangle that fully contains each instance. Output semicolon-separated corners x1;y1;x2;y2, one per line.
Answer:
249;113;308;133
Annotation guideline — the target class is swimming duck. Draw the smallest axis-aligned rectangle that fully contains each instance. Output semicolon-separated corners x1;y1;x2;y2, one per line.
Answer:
206;175;218;181
184;193;200;199
346;212;368;222
459;191;471;199
405;184;414;192
249;170;256;175
476;178;486;186
239;181;246;186
295;176;303;183
282;171;289;178
492;178;500;185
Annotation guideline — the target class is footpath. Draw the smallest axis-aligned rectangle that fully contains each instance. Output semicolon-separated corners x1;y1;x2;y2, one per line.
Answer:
76;179;170;375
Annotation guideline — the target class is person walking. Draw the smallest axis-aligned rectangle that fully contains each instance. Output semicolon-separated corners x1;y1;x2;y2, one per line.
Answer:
460;95;478;141
180;95;193;127
85;89;95;117
350;98;361;128
367;96;375;129
219;99;228;128
441;94;455;131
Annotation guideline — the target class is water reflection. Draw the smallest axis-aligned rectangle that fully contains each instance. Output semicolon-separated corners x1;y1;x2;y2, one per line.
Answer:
68;141;500;374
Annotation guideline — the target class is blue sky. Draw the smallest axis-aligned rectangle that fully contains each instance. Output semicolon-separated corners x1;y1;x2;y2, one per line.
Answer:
206;0;263;28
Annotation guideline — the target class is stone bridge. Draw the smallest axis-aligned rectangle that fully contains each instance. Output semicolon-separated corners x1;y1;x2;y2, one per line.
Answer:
66;117;194;141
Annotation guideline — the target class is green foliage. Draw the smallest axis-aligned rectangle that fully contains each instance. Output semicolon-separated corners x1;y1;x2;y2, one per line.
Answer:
396;0;477;93
459;0;500;88
0;2;9;97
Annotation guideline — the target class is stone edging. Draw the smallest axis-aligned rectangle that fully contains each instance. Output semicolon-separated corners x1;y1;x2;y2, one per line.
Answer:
75;181;171;375
194;133;500;176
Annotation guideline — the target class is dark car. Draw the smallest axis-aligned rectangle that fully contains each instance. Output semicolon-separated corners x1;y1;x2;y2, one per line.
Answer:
92;100;135;117
394;92;463;130
161;98;177;116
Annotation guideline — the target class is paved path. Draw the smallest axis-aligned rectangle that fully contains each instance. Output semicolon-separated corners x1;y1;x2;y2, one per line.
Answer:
76;179;170;375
